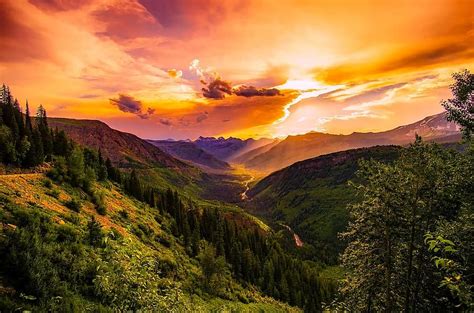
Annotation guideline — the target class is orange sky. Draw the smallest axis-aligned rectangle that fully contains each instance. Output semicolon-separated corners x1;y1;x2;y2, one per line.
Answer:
1;0;473;139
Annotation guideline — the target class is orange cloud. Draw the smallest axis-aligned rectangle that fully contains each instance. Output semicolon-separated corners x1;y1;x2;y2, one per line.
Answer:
1;0;473;140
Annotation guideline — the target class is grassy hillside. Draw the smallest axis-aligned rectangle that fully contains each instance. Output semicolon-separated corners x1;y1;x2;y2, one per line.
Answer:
48;118;247;204
246;146;401;264
0;172;299;312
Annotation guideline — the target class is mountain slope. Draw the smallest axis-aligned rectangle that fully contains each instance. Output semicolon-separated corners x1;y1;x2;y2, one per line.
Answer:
246;145;402;263
148;140;231;171
232;140;281;164
0;172;299;312
244;112;460;173
49;118;188;169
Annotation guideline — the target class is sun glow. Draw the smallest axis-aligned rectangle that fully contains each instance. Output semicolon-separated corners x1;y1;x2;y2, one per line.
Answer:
276;79;327;91
274;79;344;125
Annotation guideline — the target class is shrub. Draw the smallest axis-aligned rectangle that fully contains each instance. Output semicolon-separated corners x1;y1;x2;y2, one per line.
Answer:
65;198;82;212
87;217;104;247
46;188;60;199
91;190;106;216
42;179;53;189
118;209;129;219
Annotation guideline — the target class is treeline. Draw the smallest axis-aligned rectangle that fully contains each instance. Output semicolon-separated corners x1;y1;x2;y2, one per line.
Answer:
339;70;474;311
137;186;335;310
103;162;335;309
0;84;69;167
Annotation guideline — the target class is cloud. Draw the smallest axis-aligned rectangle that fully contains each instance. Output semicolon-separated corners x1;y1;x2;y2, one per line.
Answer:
168;69;183;79
0;1;51;62
202;78;233;99
109;94;154;119
196;111;208;123
159;118;172;126
234;85;281;97
191;59;283;99
313;40;474;84
29;0;92;11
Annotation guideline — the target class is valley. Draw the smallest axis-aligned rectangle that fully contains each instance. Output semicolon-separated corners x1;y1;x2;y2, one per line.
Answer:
0;72;472;312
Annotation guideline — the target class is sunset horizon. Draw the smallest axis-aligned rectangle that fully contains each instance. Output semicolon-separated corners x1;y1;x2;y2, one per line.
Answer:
2;0;472;140
1;1;473;311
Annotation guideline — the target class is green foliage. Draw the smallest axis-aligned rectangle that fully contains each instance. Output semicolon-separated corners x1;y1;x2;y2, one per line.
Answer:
442;69;474;139
340;138;473;311
87;216;104;247
65;197;82;213
198;243;228;293
425;209;474;309
45;188;60;199
42;178;53;189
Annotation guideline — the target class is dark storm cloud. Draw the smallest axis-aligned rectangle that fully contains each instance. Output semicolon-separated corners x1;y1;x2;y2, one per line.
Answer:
202;78;233;99
201;78;282;99
234;85;281;97
109;94;154;119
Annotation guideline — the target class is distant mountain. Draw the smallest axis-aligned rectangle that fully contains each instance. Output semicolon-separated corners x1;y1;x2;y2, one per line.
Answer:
232;140;281;164
246;145;402;263
49;118;188;169
243;112;460;173
148;139;231;171
194;136;274;161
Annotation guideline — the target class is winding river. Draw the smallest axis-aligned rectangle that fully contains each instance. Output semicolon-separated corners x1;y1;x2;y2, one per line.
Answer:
281;224;304;247
240;175;254;200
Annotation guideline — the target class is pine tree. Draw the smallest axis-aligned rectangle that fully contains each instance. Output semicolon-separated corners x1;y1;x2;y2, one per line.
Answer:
25;100;32;134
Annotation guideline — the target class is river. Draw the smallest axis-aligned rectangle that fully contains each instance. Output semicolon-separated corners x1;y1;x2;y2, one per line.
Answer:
240;175;254;200
281;224;304;247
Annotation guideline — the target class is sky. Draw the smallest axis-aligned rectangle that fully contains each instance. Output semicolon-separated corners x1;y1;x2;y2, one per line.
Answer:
0;0;473;140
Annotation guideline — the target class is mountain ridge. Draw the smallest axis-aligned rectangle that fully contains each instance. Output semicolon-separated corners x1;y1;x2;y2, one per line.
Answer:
48;118;189;169
242;112;460;173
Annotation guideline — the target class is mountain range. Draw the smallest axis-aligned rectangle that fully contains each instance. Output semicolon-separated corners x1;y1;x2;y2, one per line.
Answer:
237;112;460;173
147;139;231;171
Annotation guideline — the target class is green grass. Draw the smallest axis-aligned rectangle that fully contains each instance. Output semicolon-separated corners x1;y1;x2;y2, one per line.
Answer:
0;173;294;312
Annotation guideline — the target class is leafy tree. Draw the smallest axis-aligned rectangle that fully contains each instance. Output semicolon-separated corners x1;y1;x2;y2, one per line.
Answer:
198;243;227;293
340;138;471;311
442;69;474;138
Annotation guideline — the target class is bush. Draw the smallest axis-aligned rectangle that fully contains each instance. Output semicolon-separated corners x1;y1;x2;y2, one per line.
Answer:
87;217;104;247
118;209;129;219
42;179;53;189
47;156;68;183
46;189;60;199
65;198;82;212
91;190;106;216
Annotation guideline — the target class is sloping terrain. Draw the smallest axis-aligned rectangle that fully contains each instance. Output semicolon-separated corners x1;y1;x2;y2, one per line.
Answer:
49;118;188;169
148;140;231;171
243;112;460;173
48;118;247;203
246;145;402;263
0;172;298;312
232;140;281;164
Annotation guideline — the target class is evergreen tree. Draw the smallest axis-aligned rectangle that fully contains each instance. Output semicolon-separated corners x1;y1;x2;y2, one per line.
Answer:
25;100;32;133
